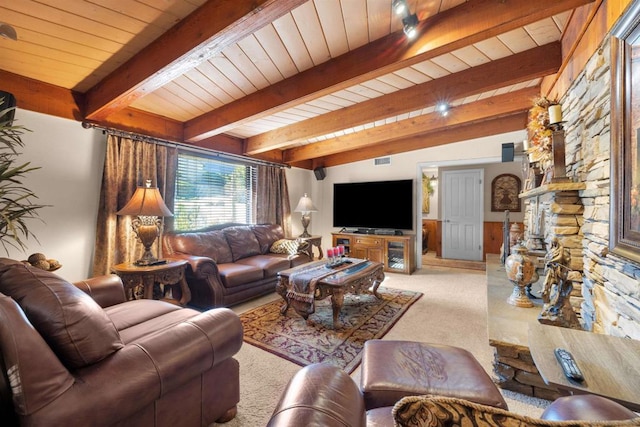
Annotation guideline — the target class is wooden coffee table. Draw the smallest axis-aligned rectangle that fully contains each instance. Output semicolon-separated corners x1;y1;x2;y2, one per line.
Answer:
276;258;385;328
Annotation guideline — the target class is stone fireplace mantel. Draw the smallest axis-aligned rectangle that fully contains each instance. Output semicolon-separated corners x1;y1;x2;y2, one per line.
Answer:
519;182;586;199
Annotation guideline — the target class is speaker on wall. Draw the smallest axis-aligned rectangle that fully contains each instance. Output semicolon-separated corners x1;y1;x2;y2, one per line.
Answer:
0;91;16;126
501;142;514;162
314;166;326;180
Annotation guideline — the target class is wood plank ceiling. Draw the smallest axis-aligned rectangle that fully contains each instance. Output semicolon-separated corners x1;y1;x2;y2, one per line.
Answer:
0;0;595;168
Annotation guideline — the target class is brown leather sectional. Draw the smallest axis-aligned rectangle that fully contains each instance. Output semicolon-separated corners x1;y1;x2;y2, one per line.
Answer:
163;223;312;308
0;258;242;426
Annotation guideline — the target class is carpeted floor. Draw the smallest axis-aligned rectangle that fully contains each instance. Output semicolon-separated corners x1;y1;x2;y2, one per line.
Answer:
220;266;551;426
240;286;422;373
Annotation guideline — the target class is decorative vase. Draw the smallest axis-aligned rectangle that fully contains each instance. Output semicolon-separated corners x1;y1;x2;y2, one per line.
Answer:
504;242;535;308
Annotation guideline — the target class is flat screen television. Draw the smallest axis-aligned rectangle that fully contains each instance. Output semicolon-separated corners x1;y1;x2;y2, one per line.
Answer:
333;179;413;231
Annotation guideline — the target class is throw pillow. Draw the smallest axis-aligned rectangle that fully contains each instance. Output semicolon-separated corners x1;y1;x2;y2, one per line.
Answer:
392;395;640;427
270;239;299;255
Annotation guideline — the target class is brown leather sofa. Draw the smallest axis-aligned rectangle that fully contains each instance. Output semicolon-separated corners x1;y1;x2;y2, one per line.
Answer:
0;258;242;427
267;363;640;426
162;223;312;309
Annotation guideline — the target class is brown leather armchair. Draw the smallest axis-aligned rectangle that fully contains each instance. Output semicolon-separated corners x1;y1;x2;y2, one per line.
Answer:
0;258;243;426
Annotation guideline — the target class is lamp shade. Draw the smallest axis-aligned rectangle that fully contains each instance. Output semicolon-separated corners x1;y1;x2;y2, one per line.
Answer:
117;181;173;217
294;193;317;213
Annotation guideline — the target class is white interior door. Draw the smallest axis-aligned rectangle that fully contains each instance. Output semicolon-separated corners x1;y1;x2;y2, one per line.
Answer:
442;169;483;261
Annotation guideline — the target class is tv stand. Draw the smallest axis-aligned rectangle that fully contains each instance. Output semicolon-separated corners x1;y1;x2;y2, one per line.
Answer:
332;232;415;274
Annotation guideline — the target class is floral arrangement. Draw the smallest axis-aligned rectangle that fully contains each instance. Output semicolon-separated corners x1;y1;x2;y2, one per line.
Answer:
526;96;555;171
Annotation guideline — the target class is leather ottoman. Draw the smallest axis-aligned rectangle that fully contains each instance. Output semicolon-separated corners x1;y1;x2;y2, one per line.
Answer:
360;340;508;410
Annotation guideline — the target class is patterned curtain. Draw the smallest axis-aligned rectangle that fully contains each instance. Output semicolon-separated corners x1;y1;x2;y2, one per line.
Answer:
92;134;177;276
256;165;292;237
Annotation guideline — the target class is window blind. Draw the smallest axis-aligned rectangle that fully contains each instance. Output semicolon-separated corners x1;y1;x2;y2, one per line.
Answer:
174;152;256;231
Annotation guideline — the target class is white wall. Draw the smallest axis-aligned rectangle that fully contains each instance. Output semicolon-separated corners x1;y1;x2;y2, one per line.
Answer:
5;109;105;281
6;109;525;278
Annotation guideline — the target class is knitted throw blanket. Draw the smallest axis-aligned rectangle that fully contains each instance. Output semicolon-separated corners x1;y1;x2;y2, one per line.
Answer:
286;260;360;316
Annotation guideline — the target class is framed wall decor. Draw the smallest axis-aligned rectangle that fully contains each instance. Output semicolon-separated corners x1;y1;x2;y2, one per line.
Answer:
491;173;521;212
611;0;640;263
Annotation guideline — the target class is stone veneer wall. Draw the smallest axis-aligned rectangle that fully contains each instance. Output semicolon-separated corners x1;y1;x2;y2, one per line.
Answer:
552;37;640;338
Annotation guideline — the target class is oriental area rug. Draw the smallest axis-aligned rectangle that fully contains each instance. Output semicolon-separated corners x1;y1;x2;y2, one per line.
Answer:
239;287;422;373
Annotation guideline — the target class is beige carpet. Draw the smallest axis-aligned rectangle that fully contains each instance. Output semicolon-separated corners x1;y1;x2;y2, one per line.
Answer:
240;287;422;373
218;266;551;426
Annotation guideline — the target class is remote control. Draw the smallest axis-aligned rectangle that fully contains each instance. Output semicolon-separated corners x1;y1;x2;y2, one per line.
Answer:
554;348;584;382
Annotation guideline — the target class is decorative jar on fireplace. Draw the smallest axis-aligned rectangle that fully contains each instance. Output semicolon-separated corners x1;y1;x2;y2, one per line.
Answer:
505;242;536;307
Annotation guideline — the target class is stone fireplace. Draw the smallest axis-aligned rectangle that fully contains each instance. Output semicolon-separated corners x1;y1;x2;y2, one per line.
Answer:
521;38;640;338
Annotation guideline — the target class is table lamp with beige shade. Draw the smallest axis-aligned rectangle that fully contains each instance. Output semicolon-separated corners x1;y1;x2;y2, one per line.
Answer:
117;179;173;266
294;193;317;238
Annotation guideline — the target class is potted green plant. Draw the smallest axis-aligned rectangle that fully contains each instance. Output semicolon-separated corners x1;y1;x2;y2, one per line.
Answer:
0;99;46;253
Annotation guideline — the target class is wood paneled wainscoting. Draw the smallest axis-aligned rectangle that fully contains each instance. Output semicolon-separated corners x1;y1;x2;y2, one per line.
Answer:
422;220;524;261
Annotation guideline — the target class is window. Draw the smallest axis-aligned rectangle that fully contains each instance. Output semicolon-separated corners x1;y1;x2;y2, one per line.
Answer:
174;152;257;231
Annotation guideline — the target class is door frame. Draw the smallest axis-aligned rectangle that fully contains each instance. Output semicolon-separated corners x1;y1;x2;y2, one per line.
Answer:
415;156;503;269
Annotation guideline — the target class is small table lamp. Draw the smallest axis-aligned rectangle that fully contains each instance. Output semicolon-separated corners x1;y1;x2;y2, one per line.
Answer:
294;193;317;238
117;180;173;266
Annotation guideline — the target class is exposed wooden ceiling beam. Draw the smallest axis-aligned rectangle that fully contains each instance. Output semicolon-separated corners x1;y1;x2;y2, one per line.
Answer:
245;43;560;154
184;0;594;142
282;87;538;163
308;112;528;168
84;0;307;121
2;70;83;121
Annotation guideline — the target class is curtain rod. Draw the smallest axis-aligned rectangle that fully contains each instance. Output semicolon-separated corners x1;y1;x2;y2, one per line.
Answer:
81;122;290;169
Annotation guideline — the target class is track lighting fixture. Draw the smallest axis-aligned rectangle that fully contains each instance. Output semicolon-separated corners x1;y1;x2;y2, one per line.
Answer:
436;102;450;116
392;0;407;15
402;13;419;39
392;1;420;39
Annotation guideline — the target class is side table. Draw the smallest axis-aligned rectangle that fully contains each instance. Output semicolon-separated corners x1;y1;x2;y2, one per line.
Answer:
299;235;323;259
112;259;191;306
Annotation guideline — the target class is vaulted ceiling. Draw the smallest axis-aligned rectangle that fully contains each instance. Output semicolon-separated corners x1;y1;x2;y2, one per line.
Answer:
0;0;595;168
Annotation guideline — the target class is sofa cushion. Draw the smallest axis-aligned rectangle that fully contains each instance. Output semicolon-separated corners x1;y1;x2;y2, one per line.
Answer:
252;224;285;253
0;260;123;369
217;263;264;288
168;230;233;264
236;255;291;278
224;226;261;261
270;239;299;255
392;396;640;427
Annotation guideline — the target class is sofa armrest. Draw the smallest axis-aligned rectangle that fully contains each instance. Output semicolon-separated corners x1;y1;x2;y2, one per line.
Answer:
168;254;220;277
267;363;366;427
0;295;75;416
132;307;243;392
73;274;126;308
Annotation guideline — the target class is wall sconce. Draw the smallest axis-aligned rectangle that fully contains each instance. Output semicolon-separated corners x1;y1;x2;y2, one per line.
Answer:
392;0;420;39
117;179;173;266
294;193;318;238
429;175;438;182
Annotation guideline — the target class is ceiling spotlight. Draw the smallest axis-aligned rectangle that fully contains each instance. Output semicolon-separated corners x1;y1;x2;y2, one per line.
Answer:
392;0;408;15
0;23;17;41
436;103;450;116
402;13;419;39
